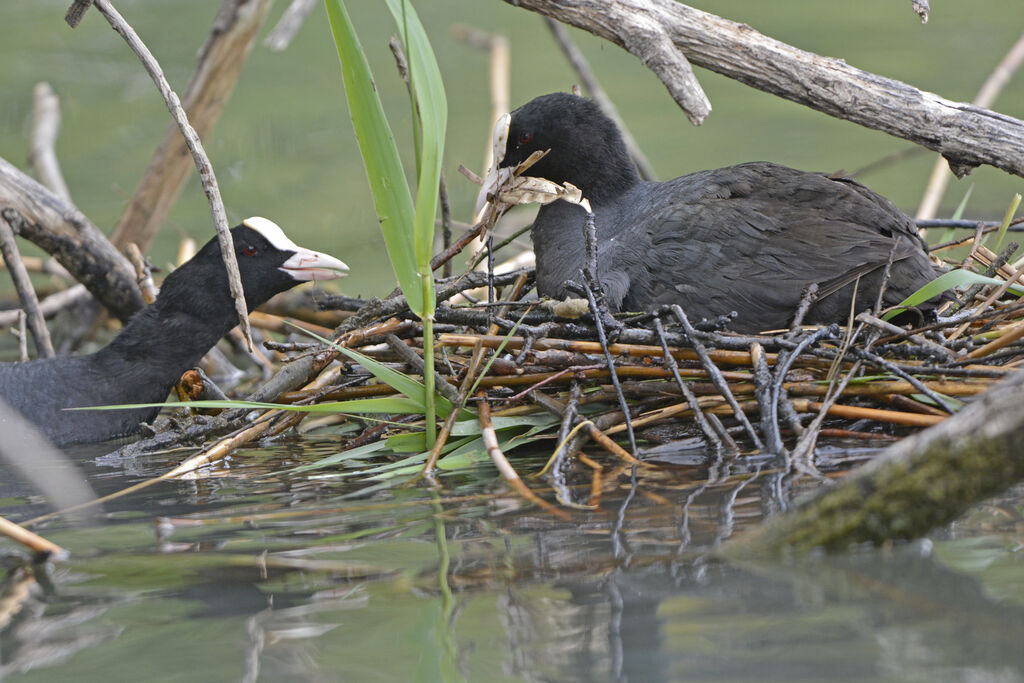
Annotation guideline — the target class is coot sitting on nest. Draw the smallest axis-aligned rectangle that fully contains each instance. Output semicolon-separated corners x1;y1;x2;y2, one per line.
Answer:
0;217;348;446
476;92;945;333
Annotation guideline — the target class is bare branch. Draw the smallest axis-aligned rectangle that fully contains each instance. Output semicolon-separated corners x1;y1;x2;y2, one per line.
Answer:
64;0;94;28
917;30;1024;220
911;0;929;24
28;83;71;203
263;0;317;51
0;157;144;322
87;0;253;348
505;0;1024;178
110;0;273;254
0;220;54;358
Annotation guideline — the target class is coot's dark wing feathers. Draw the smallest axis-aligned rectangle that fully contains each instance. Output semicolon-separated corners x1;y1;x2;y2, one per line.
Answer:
611;162;935;329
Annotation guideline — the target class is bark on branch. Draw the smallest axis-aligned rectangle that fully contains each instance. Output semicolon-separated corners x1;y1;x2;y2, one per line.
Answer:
505;0;1024;178
0;157;144;323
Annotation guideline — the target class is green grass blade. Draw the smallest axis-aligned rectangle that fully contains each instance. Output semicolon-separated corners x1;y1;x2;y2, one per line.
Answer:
384;0;447;276
284;322;460;417
76;397;429;414
882;268;1024;320
324;0;423;315
993;192;1021;252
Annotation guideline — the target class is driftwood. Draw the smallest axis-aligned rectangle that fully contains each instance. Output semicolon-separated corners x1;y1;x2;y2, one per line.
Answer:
109;0;274;252
0;157;144;322
505;0;1024;178
728;367;1024;556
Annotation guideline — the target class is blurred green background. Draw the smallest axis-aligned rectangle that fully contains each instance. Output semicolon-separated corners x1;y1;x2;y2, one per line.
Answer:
1;0;1022;299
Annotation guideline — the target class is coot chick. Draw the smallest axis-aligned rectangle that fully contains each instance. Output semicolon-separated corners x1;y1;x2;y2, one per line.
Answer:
477;92;944;333
0;217;348;446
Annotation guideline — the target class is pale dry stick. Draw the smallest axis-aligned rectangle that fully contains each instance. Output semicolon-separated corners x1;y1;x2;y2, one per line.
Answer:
14;311;27;361
949;261;1024;341
544;18;656;181
0;516;67;559
478;395;570;519
78;0;253;348
0;285;90;329
917;30;1024;223
263;0;317;51
451;24;510;266
911;0;929;23
28;83;72;202
110;0;274;252
124;243;157;304
25;414;280;526
0;220;54;358
966;319;1024;360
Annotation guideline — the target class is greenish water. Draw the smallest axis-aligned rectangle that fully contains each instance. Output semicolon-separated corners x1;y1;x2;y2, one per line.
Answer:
2;439;1024;682
3;2;1024;680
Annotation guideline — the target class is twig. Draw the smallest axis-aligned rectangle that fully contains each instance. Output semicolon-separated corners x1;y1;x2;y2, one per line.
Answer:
653;316;723;449
478;394;569;518
0;219;54;358
263;0;317;51
916;29;1024;222
28;83;71;202
86;0;253;348
670;304;764;449
109;0;274;253
582;279;637;455
385;334;460;405
0;516;67;559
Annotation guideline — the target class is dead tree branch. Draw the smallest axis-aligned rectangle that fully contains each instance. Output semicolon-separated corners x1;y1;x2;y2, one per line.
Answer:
27;83;71;203
0;157;144;322
75;0;254;348
110;0;274;253
0;221;54;358
505;0;1024;177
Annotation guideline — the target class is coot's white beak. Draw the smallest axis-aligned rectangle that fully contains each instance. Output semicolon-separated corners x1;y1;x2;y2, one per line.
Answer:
279;248;349;282
474;112;512;221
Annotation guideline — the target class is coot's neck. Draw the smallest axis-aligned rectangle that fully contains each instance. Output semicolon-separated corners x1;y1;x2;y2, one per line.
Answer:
541;148;641;207
97;284;241;390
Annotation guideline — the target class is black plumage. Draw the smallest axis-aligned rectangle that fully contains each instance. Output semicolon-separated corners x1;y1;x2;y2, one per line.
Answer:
480;92;944;333
0;217;348;446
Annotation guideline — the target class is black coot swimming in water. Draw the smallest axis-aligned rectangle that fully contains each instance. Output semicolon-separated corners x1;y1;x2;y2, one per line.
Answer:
476;92;944;333
0;217;349;446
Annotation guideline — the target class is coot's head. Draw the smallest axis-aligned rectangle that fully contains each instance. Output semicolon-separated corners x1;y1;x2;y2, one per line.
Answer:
483;93;639;205
160;217;349;313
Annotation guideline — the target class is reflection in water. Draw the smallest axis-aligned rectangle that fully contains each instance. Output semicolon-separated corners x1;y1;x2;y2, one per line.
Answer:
0;440;1022;681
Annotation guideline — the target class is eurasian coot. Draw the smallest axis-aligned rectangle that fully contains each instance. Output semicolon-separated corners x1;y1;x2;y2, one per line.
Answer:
0;217;348;446
477;92;944;333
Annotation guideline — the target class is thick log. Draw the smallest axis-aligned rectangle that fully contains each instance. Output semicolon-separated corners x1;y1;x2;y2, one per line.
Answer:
505;0;1024;178
0;156;144;323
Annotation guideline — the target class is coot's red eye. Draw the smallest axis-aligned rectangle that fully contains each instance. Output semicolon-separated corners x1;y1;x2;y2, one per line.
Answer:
242;245;257;257
518;131;533;144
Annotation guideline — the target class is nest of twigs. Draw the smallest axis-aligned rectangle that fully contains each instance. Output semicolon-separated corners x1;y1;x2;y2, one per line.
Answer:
96;222;1024;517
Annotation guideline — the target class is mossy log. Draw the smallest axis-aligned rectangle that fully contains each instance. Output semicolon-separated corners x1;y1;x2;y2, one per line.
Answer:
727;368;1024;556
